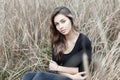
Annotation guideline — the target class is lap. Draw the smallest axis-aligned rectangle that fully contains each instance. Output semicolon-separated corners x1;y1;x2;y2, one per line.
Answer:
22;72;72;80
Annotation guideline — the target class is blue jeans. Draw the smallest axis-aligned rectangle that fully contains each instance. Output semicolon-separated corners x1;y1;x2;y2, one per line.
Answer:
22;72;72;80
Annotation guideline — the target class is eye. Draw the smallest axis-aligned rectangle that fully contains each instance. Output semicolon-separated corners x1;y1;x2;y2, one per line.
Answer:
55;23;59;26
61;19;66;23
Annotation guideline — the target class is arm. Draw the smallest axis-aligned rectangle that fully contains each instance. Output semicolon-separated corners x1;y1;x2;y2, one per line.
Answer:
51;50;79;74
50;45;91;74
49;61;87;80
58;72;87;80
50;48;91;74
49;60;79;74
50;34;92;73
58;65;78;74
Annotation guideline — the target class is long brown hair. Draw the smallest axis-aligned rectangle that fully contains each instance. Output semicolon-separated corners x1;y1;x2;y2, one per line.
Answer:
50;6;76;59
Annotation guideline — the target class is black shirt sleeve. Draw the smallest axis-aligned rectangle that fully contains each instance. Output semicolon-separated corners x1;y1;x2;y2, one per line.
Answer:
78;35;92;72
83;35;92;61
52;48;61;65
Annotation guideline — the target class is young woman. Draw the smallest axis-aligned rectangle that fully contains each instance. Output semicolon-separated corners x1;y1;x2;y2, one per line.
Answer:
22;6;92;80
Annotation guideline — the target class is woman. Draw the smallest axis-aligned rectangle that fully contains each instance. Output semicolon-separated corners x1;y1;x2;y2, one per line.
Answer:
22;6;92;80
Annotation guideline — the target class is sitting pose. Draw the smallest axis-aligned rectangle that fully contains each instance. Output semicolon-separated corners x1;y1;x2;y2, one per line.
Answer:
22;6;92;80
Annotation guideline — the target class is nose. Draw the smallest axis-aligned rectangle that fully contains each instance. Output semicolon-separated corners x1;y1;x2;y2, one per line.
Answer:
59;24;63;30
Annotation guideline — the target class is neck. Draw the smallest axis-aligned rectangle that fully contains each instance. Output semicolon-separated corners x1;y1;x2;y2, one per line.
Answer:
65;29;79;41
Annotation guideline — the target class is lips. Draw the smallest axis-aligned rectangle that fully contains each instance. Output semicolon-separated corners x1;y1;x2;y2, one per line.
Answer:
61;30;65;33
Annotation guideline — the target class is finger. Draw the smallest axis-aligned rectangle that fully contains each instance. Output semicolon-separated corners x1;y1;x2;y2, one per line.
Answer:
49;61;52;64
49;61;56;65
49;60;53;62
51;61;57;64
81;75;87;80
79;71;87;75
50;60;55;63
49;60;54;64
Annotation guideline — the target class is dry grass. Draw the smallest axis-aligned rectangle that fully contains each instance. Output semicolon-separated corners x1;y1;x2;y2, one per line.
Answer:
0;0;120;80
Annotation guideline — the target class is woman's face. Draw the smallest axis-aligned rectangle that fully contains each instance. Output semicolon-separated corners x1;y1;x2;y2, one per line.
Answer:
54;14;72;35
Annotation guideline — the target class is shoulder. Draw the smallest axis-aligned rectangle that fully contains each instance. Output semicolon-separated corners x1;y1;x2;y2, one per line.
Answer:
79;33;90;41
79;33;91;45
80;33;88;39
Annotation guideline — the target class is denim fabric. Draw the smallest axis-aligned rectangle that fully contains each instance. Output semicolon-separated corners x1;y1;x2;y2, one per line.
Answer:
22;72;72;80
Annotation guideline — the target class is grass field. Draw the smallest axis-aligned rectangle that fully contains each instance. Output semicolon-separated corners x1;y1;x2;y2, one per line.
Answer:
0;0;120;80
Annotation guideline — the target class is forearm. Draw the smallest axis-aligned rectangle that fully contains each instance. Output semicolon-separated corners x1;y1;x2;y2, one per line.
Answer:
49;60;79;74
57;65;79;74
59;72;85;80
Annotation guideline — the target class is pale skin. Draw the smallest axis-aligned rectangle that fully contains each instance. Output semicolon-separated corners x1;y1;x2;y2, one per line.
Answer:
49;14;87;80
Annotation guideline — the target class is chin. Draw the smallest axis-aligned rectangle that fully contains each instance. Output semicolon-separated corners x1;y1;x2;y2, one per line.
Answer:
62;32;69;35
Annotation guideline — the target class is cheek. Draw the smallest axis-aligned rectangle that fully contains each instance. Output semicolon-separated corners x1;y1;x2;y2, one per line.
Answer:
56;26;60;31
56;27;60;31
65;21;72;29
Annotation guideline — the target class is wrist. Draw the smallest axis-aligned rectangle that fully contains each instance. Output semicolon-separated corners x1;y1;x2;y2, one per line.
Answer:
69;74;74;79
56;65;60;71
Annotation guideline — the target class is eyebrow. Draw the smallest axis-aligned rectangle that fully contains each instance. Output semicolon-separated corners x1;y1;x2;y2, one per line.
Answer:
60;18;66;21
55;18;66;23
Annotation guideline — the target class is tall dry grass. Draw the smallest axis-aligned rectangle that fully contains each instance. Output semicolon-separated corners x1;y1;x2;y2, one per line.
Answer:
0;0;120;80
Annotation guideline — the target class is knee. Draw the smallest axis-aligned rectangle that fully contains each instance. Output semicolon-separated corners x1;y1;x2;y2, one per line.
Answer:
23;72;34;76
60;77;72;80
32;72;47;80
36;72;46;76
23;72;30;77
65;77;72;80
22;72;36;80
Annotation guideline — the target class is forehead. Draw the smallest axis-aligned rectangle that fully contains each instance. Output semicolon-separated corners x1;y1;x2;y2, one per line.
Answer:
54;14;68;23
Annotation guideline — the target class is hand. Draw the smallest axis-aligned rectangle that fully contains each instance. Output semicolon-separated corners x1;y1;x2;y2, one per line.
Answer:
49;60;59;71
72;72;87;80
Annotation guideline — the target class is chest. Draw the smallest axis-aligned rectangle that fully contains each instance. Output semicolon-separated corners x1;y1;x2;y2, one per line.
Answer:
64;41;76;54
60;45;83;67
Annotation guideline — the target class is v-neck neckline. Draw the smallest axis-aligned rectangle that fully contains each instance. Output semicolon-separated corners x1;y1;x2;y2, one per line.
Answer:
63;33;81;55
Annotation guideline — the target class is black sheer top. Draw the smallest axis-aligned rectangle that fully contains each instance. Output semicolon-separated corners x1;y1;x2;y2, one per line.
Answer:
52;33;92;72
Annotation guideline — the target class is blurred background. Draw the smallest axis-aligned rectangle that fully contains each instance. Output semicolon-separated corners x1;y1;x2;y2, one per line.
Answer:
0;0;120;80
